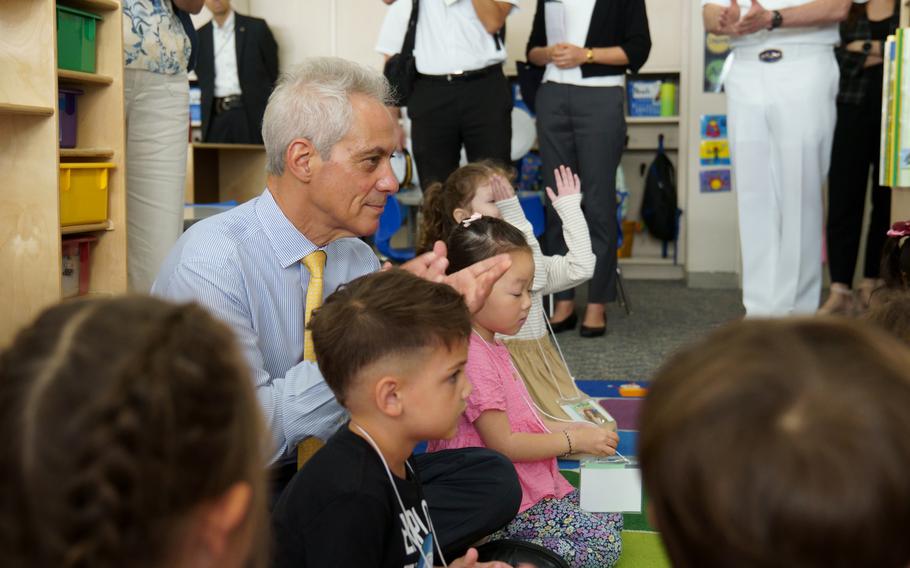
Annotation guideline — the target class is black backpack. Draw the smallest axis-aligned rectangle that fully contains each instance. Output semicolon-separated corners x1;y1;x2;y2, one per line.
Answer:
640;136;678;242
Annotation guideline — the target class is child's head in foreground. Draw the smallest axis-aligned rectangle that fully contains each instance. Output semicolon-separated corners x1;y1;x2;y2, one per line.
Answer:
310;269;472;441
864;289;910;344
0;296;267;568
446;216;534;338
418;161;513;254
639;317;910;568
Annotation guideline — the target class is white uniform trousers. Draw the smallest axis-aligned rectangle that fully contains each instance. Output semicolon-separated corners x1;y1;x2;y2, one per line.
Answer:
124;69;189;292
725;44;838;316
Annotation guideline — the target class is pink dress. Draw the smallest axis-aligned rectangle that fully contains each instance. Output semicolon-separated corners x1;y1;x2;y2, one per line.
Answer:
428;334;574;513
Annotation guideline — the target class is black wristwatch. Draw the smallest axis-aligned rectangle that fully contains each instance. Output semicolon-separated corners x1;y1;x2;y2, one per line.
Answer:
769;10;783;30
863;40;873;54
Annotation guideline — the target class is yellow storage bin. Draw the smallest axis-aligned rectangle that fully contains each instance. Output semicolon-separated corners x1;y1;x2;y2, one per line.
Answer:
59;162;114;226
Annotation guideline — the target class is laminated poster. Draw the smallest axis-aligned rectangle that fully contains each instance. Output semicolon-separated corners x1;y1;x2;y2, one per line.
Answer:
700;140;731;166
700;169;732;193
700;114;727;139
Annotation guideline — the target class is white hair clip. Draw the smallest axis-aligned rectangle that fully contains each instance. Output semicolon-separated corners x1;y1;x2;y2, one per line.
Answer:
462;212;483;227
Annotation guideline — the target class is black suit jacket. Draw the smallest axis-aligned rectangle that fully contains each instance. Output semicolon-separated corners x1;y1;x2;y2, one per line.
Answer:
197;12;279;144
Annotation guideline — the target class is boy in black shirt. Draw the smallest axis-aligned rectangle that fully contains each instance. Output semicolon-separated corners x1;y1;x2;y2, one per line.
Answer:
272;270;512;568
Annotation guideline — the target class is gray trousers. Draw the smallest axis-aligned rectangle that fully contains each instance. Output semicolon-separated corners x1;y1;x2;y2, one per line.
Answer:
537;82;626;304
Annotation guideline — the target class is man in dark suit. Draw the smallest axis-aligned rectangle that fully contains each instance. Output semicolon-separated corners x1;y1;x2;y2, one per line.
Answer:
197;0;278;144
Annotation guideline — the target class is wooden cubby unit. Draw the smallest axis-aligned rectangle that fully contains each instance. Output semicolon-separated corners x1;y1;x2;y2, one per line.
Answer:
0;0;126;345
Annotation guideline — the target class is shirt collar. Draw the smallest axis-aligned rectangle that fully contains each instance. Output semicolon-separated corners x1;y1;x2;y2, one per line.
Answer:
214;10;235;32
257;188;321;269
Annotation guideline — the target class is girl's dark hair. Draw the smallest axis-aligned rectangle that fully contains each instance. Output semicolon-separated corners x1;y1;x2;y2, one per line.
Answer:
0;296;268;568
445;216;531;275
880;232;910;290
417;161;515;254
640;318;910;568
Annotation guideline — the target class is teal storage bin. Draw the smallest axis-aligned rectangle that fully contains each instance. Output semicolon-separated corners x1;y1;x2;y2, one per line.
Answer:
57;5;102;73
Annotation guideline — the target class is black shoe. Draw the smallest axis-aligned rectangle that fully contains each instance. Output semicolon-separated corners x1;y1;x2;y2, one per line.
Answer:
579;324;606;338
548;311;578;333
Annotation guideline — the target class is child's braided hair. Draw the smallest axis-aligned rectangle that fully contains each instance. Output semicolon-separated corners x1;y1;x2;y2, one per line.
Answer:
0;296;268;568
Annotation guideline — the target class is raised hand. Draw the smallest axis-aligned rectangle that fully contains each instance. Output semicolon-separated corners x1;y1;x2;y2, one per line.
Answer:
490;174;515;203
545;165;581;204
733;0;769;36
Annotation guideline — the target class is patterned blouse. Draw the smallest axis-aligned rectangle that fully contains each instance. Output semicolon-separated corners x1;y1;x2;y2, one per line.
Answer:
122;0;191;75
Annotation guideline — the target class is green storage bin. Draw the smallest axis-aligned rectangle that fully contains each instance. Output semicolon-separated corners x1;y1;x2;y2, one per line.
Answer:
57;5;102;73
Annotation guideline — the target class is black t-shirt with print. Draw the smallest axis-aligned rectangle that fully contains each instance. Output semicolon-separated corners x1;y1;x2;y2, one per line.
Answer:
272;425;436;568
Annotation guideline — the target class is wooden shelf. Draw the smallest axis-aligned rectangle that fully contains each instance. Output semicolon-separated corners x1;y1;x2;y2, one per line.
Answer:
192;142;265;151
58;0;121;12
0;102;54;116
60;147;114;159
57;69;114;85
627;116;679;124
634;68;681;75
61;221;114;235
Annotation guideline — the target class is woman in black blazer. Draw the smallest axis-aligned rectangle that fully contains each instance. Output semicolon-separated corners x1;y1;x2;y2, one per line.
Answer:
527;0;650;337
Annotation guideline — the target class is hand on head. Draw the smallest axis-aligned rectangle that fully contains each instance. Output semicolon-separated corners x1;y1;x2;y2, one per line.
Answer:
490;174;516;203
546;165;581;203
393;240;449;282
445;253;513;313
394;240;511;313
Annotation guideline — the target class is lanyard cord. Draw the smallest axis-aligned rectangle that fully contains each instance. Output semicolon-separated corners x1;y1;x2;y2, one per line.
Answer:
471;329;553;432
352;422;447;567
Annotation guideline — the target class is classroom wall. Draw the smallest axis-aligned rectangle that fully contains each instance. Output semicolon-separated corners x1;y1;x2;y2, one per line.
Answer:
682;1;741;285
232;0;742;280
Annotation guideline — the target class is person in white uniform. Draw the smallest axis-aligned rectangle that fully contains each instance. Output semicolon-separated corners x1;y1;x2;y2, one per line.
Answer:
703;0;852;316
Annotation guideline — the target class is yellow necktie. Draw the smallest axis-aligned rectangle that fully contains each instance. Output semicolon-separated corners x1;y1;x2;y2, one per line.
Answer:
298;250;327;469
301;250;326;362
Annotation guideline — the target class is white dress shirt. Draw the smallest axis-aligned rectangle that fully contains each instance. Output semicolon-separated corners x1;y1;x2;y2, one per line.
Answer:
701;0;839;47
376;0;412;55
412;0;519;75
542;0;625;88
213;10;243;98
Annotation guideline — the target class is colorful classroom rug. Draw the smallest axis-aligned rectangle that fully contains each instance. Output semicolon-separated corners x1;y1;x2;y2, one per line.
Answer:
564;380;669;568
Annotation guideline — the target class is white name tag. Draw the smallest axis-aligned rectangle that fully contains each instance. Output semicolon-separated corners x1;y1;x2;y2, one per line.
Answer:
579;456;643;513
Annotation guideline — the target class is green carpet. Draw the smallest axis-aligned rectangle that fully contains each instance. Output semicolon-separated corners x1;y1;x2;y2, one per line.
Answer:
616;531;670;568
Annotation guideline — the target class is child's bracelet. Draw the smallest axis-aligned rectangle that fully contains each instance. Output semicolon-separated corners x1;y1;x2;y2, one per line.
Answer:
563;430;574;456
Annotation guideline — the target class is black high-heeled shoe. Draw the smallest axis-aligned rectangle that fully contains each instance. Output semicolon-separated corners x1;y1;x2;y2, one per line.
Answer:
579;311;607;338
548;311;578;333
579;324;606;338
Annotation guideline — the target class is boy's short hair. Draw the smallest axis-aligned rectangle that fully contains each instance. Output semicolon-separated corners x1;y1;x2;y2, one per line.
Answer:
310;269;471;406
639;318;910;568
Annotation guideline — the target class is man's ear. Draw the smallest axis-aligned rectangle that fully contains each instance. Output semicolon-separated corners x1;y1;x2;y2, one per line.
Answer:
197;482;253;560
375;375;404;418
285;138;320;182
453;208;470;223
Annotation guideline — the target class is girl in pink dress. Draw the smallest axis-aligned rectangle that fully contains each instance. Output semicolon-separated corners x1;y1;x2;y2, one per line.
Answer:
427;216;623;568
